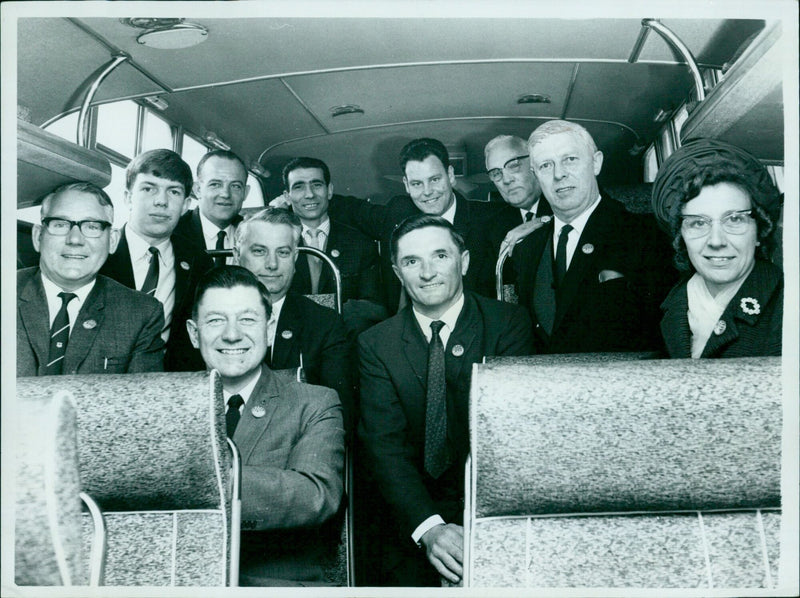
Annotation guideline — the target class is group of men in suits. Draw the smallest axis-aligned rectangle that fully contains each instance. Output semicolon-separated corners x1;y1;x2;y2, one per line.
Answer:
17;120;675;587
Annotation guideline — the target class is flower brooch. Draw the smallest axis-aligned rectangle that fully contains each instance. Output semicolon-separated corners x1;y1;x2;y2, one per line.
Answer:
740;297;761;315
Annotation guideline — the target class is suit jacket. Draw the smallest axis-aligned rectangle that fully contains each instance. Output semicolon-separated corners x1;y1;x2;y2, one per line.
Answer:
270;294;355;436
660;259;783;358
174;206;243;256
515;195;675;354
99;226;214;371
357;292;533;538
328;193;502;310
17;268;165;376
236;364;345;584
491;197;553;289
289;219;383;306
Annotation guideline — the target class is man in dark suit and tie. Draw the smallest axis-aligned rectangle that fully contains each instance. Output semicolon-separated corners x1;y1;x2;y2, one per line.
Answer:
233;208;355;435
281;156;388;334
515;120;674;353
174;149;250;265
100;149;213;371
358;214;533;586
17;182;165;376
186;266;344;585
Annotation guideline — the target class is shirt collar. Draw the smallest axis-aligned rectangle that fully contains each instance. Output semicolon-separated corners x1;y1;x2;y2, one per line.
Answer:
552;193;601;238
199;210;235;245
412;292;465;340
302;215;330;238
440;194;457;224
223;368;262;405
40;270;95;303
519;199;540;221
269;295;286;323
126;226;172;262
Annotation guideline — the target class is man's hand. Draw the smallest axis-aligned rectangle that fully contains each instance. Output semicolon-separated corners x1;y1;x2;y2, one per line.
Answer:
269;192;291;208
419;523;463;584
501;215;552;256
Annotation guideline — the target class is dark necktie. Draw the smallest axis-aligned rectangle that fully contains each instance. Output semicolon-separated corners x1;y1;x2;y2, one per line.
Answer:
46;291;76;375
215;230;227;268
424;320;449;479
524;211;534;222
554;224;573;288
141;247;160;296
226;394;244;438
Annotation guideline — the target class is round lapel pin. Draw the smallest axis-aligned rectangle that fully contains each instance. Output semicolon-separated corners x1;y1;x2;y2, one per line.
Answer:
281;330;293;340
251;405;266;418
451;344;464;357
331;249;340;258
180;261;190;270
582;243;594;254
82;319;97;330
713;320;727;335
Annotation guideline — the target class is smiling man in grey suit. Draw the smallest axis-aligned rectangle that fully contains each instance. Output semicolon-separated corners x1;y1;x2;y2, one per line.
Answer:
17;182;165;376
186;265;344;586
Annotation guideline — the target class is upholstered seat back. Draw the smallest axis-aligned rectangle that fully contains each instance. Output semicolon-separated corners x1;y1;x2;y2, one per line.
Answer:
466;356;782;588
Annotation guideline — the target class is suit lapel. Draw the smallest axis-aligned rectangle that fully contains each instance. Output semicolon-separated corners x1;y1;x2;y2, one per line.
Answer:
64;277;107;372
104;227;136;288
660;284;692;358
401;309;429;392
170;233;194;315
18;270;51;367
271;297;302;369
447;294;479;382
318;224;339;291
232;365;281;461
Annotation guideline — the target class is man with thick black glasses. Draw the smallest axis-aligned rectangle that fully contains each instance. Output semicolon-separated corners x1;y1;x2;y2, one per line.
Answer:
17;182;165;375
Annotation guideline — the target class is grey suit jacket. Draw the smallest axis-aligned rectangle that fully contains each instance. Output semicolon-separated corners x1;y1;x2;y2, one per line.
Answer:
17;268;165;376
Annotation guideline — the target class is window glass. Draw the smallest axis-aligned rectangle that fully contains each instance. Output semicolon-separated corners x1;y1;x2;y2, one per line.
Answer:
17;205;40;224
141;109;174;153
767;165;784;193
643;144;659;183
96;100;139;159
671;105;689;141
242;174;265;209
105;163;130;228
181;133;208;181
43;112;79;144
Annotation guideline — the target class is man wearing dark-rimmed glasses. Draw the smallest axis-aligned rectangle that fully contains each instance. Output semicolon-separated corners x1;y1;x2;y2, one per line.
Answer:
17;181;165;375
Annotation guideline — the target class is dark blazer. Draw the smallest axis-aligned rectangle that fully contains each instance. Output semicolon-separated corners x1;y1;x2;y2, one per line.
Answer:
515;195;675;354
236;364;345;585
173;206;243;256
17;268;165;376
99;226;214;371
328;193;502;310
357;292;533;538
289;219;382;306
270;294;355;436
660;259;783;358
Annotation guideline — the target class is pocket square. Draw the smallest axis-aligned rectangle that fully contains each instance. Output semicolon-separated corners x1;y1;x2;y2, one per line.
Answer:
598;269;624;283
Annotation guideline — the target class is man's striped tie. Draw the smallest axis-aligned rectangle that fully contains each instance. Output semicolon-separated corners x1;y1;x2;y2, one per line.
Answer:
45;291;76;375
141;246;160;296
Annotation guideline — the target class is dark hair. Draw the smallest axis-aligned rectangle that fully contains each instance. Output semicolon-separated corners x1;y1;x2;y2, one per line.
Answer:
196;149;248;181
281;157;331;189
652;139;781;271
399;138;450;174
40;181;114;218
390;213;466;264
126;149;193;197
191;265;272;321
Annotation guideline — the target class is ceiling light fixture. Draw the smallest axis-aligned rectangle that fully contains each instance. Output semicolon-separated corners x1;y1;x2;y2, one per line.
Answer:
517;94;551;105
249;162;271;179
330;105;365;118
142;96;169;111
203;131;230;151
120;18;208;50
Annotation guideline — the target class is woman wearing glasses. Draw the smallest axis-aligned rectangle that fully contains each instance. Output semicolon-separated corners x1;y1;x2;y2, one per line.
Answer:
651;138;783;358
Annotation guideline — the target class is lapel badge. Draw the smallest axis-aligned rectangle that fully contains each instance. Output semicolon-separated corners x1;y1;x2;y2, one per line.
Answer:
180;261;190;271
582;243;594;255
82;319;97;330
451;344;465;357
251;405;266;418
281;330;293;340
331;249;340;258
713;320;727;335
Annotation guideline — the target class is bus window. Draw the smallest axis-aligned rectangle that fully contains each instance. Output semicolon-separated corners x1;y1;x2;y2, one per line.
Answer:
643;144;659;183
181;133;208;179
43;111;78;145
141;109;174;153
243;174;265;209
96;100;139;160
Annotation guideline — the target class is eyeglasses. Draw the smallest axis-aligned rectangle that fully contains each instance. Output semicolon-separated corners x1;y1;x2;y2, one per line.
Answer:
487;155;529;183
680;210;754;239
42;218;112;238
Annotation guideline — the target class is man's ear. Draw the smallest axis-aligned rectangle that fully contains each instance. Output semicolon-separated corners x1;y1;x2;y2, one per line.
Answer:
31;224;42;253
460;249;470;277
108;227;121;254
402;177;410;195
123;189;133;211
326;183;334;200
447;165;456;186
186;319;199;348
391;264;405;286
593;150;604;176
192;181;201;199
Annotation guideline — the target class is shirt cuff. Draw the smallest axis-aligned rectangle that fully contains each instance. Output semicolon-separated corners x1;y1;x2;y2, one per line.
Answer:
411;515;446;545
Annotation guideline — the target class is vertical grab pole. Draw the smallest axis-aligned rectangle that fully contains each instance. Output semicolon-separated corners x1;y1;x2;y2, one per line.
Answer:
77;54;129;148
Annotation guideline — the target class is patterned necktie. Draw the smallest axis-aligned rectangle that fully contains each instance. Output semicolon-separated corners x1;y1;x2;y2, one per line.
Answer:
215;230;227;268
304;228;324;294
226;394;244;438
424;320;449;479
554;224;573;288
141;247;160;296
46;291;76;375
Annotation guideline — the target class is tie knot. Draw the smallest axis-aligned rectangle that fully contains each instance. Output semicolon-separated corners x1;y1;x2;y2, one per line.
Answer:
227;394;244;410
524;211;534;222
217;230;226;242
148;246;160;258
559;224;573;238
430;320;445;337
57;291;77;306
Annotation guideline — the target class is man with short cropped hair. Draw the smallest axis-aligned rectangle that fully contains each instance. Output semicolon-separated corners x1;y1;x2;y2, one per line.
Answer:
358;213;532;586
17;182;165;375
100;149;213;371
186;265;344;586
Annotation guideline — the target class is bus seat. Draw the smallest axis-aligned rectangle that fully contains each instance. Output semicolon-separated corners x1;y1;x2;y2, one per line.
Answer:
17;371;239;587
17;119;111;210
465;356;781;589
14;389;87;586
321;446;354;586
17;219;39;269
604;183;654;214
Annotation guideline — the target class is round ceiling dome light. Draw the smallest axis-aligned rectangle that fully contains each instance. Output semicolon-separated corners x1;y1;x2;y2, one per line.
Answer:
120;18;208;50
330;105;365;118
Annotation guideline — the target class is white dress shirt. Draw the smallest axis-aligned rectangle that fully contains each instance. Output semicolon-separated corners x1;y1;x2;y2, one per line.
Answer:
126;228;175;341
301;216;331;251
440;194;457;224
223;368;262;413
40;273;95;334
199;211;237;264
520;198;541;222
551;194;601;270
267;295;286;355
